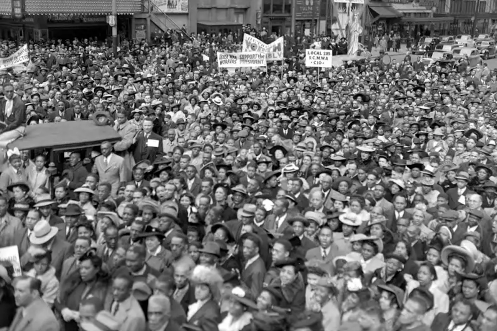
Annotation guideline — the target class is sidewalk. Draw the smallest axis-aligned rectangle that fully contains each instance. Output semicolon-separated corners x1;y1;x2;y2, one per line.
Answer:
370;44;410;57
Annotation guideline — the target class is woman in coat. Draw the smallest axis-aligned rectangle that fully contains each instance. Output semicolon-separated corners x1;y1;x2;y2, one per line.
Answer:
54;248;111;331
24;247;59;307
269;258;306;322
187;264;223;331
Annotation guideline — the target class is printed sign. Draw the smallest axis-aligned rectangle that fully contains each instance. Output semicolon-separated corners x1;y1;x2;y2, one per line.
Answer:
295;0;321;20
0;245;21;276
0;45;29;71
242;35;284;61
305;49;333;68
217;52;266;68
154;0;189;13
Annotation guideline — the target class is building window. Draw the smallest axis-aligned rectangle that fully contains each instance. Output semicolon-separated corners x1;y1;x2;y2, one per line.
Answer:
235;12;244;24
439;0;446;13
284;0;292;14
263;0;271;14
273;0;283;14
480;1;486;12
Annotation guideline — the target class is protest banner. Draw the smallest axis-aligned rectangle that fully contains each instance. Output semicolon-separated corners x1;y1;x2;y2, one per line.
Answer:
0;245;21;276
217;52;266;68
242;35;284;61
305;49;333;68
0;45;29;71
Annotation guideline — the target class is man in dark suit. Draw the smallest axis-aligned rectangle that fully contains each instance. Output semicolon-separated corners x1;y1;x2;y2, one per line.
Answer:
240;232;266;298
277;116;294;139
439;210;468;245
391;195;412;233
185;165;202;196
173;263;196;315
48;101;74;122
430;299;474;331
65;152;89;191
0;83;26;148
128;167;150;189
132;118;164;164
447;172;474;209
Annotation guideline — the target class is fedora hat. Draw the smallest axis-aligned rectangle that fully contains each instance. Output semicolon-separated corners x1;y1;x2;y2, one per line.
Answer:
240;204;257;218
34;194;55;207
80;311;120;331
65;204;83;217
29;220;58;245
199;241;221;257
455;171;470;181
136;225;165;240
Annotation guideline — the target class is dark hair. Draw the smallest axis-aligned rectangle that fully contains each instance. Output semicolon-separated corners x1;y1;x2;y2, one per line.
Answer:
98;182;112;192
124;203;139;216
76;222;96;240
127;244;146;259
14;275;41;293
113;272;134;290
419;262;438;281
180;192;195;205
156;274;176;293
360;299;384;322
362;240;379;255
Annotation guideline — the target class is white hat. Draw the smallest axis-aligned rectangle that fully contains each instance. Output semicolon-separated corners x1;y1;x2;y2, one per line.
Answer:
29;220;58;245
338;212;362;227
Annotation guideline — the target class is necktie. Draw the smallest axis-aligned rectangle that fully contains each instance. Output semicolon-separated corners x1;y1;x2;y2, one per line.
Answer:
103;157;108;167
274;217;279;230
112;301;119;315
322;249;328;260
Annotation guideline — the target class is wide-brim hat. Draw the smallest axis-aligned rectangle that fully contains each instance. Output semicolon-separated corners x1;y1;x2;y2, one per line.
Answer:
287;216;310;227
441;245;475;273
352;235;384;253
74;186;95;195
211;223;234;243
356;145;375;153
377;284;404;309
136;225;165;240
338;212;362;227
269;145;288;156
7;181;30;192
29;220;58;245
33;194;56;207
475;164;493;176
230;286;258;310
389;179;405;189
158;211;179;224
96;211;121;227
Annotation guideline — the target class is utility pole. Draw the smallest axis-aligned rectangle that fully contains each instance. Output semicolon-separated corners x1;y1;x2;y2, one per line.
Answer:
112;0;117;56
291;0;296;38
471;0;481;37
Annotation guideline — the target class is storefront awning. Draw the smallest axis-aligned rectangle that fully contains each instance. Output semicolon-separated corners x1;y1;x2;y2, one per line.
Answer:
369;3;403;20
24;0;141;15
402;16;454;23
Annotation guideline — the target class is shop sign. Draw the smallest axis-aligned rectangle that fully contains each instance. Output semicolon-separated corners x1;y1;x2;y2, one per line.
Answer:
11;0;24;19
48;14;105;23
295;0;321;20
153;0;188;13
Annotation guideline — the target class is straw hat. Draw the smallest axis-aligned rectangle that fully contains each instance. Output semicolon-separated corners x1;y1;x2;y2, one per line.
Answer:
33;194;55;207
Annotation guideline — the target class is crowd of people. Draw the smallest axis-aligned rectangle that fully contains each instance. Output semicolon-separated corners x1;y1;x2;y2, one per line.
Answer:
1;26;497;331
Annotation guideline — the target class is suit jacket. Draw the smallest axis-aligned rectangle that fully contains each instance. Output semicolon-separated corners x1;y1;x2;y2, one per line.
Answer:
96;244;117;270
187;176;202;196
0;95;26;132
147;320;182;331
390;210;413;233
94;153;126;197
277;127;294;139
452;223;469;245
187;299;221;329
108;296;146;331
300;235;318;253
305;243;341;276
127;180;151;189
263;213;292;235
8;297;59;331
241;256;266;298
295;193;309;211
430;312;473;331
178;282;196;315
447;187;475;210
0;213;24;249
132;131;164;164
21;235;72;279
114;120;137;181
66;162;89;190
48;108;74;122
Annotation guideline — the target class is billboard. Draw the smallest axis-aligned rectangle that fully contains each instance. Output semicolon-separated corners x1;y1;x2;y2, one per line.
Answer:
154;0;188;13
295;0;321;20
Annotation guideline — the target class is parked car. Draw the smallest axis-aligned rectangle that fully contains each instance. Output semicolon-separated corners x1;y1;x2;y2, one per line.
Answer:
452;47;483;67
439;35;455;44
413;36;440;54
476;34;492;41
455;35;475;47
475;39;496;59
422;51;453;66
434;44;460;53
